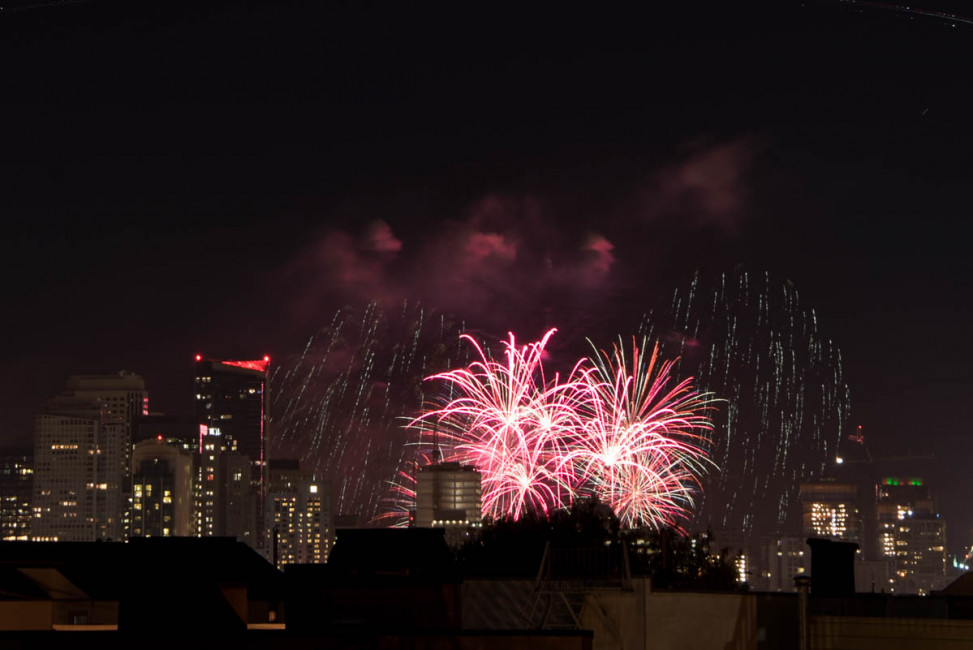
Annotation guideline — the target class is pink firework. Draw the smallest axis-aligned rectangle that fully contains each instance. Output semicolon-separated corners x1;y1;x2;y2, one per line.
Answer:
572;339;716;528
373;451;436;528
408;330;716;529
410;329;589;519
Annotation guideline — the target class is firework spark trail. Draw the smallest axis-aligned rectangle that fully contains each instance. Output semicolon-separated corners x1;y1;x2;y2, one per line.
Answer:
372;450;435;527
639;270;850;538
409;330;716;529
270;301;468;523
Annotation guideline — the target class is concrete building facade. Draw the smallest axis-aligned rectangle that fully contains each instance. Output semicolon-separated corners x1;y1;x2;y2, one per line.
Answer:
31;392;129;542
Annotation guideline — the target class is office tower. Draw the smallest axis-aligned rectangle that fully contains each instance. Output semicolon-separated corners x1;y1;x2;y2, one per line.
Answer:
876;477;947;595
131;439;194;537
65;373;149;432
0;446;33;541
197;428;220;537
266;459;334;567
32;395;126;541
414;461;481;548
195;427;255;544
799;479;861;545
220;450;255;544
759;537;809;591
30;373;147;542
194;356;269;550
193;356;269;491
63;372;149;537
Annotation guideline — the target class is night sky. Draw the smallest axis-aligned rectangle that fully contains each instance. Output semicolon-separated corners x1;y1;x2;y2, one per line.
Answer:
3;1;973;550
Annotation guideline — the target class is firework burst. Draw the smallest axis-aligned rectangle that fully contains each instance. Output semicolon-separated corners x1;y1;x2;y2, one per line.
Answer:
571;339;716;528
411;330;589;519
408;329;717;529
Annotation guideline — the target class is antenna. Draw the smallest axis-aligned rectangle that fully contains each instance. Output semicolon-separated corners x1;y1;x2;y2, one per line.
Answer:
432;421;442;464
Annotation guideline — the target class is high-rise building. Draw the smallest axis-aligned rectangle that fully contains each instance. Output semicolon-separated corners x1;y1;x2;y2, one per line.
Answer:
194;356;270;550
32;396;126;541
759;536;809;592
131;439;194;537
193;356;269;490
876;477;948;595
62;373;149;537
65;373;149;434
194;426;256;545
266;460;334;567
220;450;255;544
414;461;481;547
0;446;33;541
30;373;147;542
799;479;861;545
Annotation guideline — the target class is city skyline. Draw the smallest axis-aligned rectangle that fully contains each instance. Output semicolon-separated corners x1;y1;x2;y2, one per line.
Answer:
2;2;972;554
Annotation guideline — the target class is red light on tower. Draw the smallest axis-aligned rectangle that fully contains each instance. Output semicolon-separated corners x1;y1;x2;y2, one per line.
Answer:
195;354;202;362
263;355;271;362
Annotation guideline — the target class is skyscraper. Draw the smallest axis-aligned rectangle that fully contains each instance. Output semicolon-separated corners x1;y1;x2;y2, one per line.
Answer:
32;398;124;541
194;356;269;551
193;356;269;491
876;477;948;595
31;373;148;542
0;446;33;541
63;372;149;538
131;439;194;537
759;537;809;592
65;373;149;433
414;461;482;548
799;479;862;545
266;459;334;567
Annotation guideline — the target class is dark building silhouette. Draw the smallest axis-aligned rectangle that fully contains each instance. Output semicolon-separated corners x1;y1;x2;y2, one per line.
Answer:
286;528;460;633
807;537;859;597
0;537;283;632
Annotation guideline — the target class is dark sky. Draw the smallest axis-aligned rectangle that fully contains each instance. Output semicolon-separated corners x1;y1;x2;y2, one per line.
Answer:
3;1;972;549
